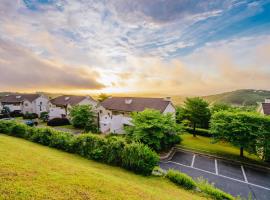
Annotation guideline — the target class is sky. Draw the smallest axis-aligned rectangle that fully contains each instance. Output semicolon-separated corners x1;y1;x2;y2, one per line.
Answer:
0;0;270;96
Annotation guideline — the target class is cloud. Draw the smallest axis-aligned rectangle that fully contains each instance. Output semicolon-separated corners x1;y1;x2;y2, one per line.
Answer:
0;39;104;92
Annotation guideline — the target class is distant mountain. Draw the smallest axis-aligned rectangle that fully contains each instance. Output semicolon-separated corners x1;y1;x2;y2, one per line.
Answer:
202;89;270;106
171;89;270;106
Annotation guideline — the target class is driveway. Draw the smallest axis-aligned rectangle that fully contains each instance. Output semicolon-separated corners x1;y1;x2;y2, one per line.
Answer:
160;150;270;200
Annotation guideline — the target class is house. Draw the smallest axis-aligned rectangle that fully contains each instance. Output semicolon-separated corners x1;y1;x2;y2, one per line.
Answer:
0;94;49;116
98;97;176;134
49;95;98;119
258;98;270;115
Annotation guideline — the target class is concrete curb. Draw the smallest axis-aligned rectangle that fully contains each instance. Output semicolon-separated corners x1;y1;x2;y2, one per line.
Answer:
160;146;270;172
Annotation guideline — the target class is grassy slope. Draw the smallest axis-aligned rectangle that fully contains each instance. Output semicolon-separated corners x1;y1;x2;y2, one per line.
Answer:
178;134;269;166
0;134;207;200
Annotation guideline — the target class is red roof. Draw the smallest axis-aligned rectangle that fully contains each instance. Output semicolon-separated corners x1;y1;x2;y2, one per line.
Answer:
100;97;171;113
262;103;270;115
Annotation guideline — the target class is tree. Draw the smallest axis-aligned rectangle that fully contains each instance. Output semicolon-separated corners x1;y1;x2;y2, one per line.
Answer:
175;106;189;124
125;109;182;152
69;105;97;132
210;111;258;157
184;97;211;137
98;93;111;102
210;103;232;114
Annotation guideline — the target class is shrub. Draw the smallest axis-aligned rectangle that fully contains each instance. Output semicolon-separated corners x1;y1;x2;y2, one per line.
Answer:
10;123;29;138
72;134;107;161
0;120;14;134
40;112;49;122
184;127;212;137
69;105;97;132
29;127;54;146
126;109;182;152
10;110;23;117
197;178;234;200
104;136;126;165
166;169;197;190
47;118;70;126
48;130;74;152
23;113;38;119
121;143;159;175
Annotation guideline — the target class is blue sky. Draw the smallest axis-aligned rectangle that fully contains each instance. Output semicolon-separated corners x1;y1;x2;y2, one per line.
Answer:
0;0;270;95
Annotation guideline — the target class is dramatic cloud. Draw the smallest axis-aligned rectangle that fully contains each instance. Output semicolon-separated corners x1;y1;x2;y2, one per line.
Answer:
0;0;269;94
0;39;104;92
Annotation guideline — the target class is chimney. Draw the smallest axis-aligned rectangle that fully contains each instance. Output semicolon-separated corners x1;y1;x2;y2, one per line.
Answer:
125;99;132;104
164;97;171;101
265;98;270;103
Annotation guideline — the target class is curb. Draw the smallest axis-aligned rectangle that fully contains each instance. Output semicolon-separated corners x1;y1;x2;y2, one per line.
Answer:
160;146;270;172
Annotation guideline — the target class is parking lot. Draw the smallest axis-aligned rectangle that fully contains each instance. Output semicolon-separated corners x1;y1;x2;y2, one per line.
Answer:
160;150;270;200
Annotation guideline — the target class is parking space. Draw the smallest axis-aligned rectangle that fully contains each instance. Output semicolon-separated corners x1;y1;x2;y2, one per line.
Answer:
160;150;270;200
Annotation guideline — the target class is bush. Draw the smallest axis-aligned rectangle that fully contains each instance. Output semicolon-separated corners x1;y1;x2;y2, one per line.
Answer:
48;130;74;152
29;127;55;146
47;118;70;126
0;120;14;134
104;136;126;165
10;123;29;138
0;120;159;176
121;143;159;175
197;178;234;200
40;112;49;122
126;109;182;152
23;113;38;119
72;134;107;161
166;169;197;190
10;110;23;117
184;127;212;137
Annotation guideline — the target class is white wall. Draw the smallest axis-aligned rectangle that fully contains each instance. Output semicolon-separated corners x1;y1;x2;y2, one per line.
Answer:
22;100;33;114
2;103;23;112
48;103;67;119
33;95;49;116
163;102;176;114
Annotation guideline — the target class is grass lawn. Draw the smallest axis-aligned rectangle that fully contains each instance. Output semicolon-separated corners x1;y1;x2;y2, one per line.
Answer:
0;134;207;200
178;133;269;167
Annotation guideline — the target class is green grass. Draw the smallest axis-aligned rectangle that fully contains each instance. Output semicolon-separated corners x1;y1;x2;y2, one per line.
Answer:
178;133;269;167
0;134;207;200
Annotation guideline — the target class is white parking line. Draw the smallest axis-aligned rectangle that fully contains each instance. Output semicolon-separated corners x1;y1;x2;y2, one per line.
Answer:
241;165;248;183
161;160;270;191
191;154;195;167
215;159;218;175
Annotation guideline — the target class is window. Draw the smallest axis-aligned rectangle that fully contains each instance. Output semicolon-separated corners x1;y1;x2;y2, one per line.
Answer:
24;103;28;107
100;110;103;114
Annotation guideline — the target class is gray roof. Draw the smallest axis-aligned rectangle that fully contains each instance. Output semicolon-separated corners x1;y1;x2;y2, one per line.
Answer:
50;95;92;107
100;97;172;112
0;94;40;103
262;103;270;115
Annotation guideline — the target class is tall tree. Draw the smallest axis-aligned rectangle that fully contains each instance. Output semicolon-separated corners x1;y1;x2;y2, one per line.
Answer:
184;97;211;137
210;111;258;157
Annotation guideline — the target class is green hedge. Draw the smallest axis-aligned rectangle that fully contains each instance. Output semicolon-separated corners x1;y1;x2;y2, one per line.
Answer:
184;127;212;137
0;120;159;175
166;169;197;190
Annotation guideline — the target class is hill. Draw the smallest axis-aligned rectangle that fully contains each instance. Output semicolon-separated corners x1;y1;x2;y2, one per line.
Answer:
172;89;270;106
0;134;206;200
202;89;270;106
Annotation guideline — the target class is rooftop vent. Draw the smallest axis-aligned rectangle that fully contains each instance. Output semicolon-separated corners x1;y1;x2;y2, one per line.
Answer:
65;97;70;101
125;99;133;104
16;96;21;99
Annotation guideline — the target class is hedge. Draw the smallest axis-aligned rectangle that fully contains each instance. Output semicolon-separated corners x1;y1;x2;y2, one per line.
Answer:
184;127;212;137
0;120;159;175
47;118;70;126
166;169;197;190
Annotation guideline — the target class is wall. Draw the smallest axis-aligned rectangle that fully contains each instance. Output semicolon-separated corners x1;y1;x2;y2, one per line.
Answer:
48;103;67;119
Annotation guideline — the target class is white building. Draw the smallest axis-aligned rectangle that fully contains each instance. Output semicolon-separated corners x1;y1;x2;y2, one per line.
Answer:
257;98;270;115
98;97;176;134
49;95;97;119
0;94;49;116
